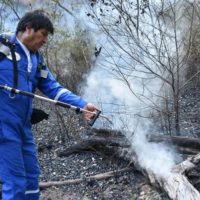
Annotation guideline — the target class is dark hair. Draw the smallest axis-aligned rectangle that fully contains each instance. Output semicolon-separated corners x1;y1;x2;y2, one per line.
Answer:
16;10;54;34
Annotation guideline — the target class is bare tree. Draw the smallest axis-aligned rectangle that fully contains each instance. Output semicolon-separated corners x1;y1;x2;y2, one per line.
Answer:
85;0;200;135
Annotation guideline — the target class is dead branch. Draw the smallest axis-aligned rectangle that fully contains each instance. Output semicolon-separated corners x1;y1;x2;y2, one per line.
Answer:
58;137;129;157
51;0;75;17
39;166;133;189
58;132;200;159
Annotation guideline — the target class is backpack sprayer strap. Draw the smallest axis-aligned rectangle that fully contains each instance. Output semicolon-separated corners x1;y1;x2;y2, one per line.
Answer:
0;36;18;97
9;43;18;98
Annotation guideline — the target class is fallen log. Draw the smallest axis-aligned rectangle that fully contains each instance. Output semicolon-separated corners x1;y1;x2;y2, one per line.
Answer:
91;128;200;152
175;147;200;155
58;137;130;158
148;135;200;151
58;134;200;158
155;173;200;200
147;153;200;200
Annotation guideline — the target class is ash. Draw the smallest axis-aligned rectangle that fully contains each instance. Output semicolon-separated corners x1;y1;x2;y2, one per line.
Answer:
32;107;169;200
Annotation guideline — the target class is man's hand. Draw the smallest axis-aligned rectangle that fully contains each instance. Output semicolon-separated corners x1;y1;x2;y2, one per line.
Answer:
83;103;98;121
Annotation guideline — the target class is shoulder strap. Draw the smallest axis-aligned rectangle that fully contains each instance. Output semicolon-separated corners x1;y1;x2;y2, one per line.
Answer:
36;51;46;71
0;35;18;91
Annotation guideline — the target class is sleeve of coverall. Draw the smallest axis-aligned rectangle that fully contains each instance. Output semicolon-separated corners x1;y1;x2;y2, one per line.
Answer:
37;67;88;108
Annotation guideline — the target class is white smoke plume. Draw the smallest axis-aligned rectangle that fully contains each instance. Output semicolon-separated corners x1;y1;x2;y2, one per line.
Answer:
130;125;181;177
81;0;186;177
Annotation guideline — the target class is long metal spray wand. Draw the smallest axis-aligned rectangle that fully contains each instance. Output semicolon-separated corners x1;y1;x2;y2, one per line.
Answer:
0;85;111;126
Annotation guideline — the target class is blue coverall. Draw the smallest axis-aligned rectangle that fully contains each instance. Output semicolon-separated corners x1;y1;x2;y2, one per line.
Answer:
0;35;87;199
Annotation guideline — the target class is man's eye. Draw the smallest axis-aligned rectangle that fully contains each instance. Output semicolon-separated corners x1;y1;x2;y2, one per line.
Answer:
42;32;48;37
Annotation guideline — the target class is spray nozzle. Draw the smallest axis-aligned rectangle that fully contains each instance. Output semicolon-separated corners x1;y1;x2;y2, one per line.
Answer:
88;110;101;126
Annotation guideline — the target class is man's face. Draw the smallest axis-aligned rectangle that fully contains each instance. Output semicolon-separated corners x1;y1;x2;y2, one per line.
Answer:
25;27;49;51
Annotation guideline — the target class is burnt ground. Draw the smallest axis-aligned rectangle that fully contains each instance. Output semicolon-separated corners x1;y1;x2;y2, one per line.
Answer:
33;113;170;199
32;83;200;200
34;123;169;200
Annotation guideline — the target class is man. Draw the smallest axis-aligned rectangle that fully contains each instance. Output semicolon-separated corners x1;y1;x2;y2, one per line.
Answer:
0;10;97;199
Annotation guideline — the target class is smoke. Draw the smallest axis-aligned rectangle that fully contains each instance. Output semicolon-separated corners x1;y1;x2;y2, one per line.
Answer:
84;60;181;176
129;124;181;177
79;0;186;177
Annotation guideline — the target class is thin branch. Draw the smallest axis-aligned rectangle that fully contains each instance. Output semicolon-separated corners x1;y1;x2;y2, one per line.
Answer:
51;0;75;17
39;166;133;189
